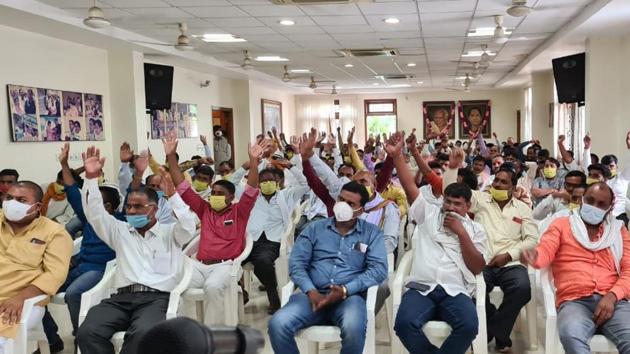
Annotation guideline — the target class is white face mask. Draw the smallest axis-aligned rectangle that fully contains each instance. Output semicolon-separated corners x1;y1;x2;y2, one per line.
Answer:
215;130;223;137
579;201;609;225
2;199;35;222
333;201;360;222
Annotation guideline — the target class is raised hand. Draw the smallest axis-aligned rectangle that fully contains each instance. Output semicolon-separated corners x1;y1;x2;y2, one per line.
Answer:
558;134;566;145
158;167;176;197
134;150;150;174
59;143;70;166
271;126;278;136
82;146;105;179
290;135;299;147
199;135;208;145
162;134;178;156
492;132;498;139
584;133;591;150
626;131;630;149
249;139;271;160
347;126;355;145
384;131;404;158
468;130;478;140
120;142;134;163
405;128;418;151
449;147;465;169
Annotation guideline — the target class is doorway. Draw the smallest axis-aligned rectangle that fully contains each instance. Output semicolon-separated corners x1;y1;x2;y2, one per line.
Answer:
212;106;234;167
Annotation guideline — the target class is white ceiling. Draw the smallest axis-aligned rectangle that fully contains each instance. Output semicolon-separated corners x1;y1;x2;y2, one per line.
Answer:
36;0;595;91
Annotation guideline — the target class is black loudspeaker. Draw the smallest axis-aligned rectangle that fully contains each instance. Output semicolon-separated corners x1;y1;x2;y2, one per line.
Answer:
144;63;174;110
552;53;585;104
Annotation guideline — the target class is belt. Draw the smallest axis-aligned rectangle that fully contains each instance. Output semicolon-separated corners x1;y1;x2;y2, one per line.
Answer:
117;284;167;295
200;259;230;265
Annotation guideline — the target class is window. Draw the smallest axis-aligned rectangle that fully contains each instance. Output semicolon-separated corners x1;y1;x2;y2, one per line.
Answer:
364;99;397;138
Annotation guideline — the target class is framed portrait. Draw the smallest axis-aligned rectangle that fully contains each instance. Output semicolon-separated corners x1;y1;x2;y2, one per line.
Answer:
422;101;456;139
7;85;40;142
458;100;491;139
261;99;282;134
149;102;199;139
62;91;83;118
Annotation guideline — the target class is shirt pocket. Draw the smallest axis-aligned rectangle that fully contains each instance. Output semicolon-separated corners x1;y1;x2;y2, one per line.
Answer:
7;240;46;268
345;248;367;269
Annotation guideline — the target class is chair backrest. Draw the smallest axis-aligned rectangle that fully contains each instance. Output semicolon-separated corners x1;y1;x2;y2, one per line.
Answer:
184;235;200;258
72;237;82;256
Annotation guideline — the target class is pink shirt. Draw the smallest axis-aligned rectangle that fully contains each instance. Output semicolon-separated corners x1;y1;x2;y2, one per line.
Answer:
177;181;259;261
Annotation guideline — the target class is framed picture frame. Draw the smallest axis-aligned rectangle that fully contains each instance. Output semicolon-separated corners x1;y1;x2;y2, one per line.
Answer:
422;101;456;139
261;99;282;134
458;100;492;139
149;102;199;139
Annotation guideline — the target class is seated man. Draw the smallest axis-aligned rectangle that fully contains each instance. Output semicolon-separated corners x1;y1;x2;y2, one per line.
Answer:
268;181;388;354
0;169;19;205
387;132;487;354
0;181;72;354
127;151;176;224
40;170;76;227
164;136;269;326
522;182;630;354
533;170;587;220
77;147;196;354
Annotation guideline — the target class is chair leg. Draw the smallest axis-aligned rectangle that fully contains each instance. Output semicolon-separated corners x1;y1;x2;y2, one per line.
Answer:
195;301;204;323
243;270;251;296
385;296;394;342
237;291;245;322
526;298;538;351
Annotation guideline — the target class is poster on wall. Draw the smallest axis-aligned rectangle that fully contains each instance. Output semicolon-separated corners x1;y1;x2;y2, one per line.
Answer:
458;100;491;139
422;101;455;139
6;84;104;142
261;99;282;135
149;102;199;139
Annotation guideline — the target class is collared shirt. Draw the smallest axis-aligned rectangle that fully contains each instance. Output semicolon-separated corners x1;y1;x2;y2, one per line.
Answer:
290;218;388;296
177;180;258;261
247;167;309;243
532;174;566;205
84;178;196;292
304;191;328;220
407;196;488;298
533;216;630;307
0;213;72;337
533;195;568;221
470;190;538;265
583;149;630;217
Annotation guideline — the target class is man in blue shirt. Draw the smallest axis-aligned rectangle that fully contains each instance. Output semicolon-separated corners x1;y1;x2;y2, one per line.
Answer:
269;181;388;354
41;144;118;353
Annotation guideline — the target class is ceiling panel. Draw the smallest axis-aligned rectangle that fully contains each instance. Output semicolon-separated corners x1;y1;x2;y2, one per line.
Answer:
124;7;195;17
357;2;418;15
208;17;265;27
37;0;113;8
105;0;170;7
165;0;231;5
274;25;326;34
239;5;306;17
257;16;317;26
311;15;367;26
298;4;361;16
180;6;249;17
418;0;477;13
322;25;374;34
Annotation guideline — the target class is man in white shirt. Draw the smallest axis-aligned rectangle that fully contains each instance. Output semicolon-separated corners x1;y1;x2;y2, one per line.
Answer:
386;133;487;354
213;126;232;170
245;166;309;314
76;147;196;354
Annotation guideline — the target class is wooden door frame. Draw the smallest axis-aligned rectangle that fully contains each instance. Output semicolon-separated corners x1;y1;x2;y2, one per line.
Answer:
212;106;234;166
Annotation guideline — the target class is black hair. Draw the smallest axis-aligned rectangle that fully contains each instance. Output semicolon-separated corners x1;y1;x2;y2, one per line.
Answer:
338;164;356;175
145;174;158;185
545;157;560;168
502;147;520;161
0;169;19;180
99;186;121;210
590;153;600;164
538;149;550;159
374;162;384;170
129;187;159;204
428;161;444;171
565;170;587;185
472;155;486;164
585;181;615;204
259;168;276;180
196;165;215;179
455;140;462;145
498;162;519;186
271;168;284;180
213;179;236;196
601;154;618;166
219;161;235;170
436;153;450;162
191;155;202;160
457;168;478;191
95;120;102;128
213;125;222;131
56;170;64;181
16;181;44;202
588;164;612;179
486;143;495;148
444;182;473;202
341;181;369;206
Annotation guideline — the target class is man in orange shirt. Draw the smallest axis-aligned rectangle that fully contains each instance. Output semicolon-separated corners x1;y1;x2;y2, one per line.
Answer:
522;182;630;354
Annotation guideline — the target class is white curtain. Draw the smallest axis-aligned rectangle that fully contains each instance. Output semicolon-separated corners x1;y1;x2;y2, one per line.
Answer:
296;95;360;136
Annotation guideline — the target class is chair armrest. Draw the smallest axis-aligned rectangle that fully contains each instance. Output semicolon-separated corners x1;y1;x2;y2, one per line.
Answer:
474;273;486;311
79;262;116;326
281;281;295;307
540;268;557;319
183;235;200;257
366;284;378;314
392;251;413;308
21;294;48;324
167;257;193;319
72;237;83;256
232;237;254;277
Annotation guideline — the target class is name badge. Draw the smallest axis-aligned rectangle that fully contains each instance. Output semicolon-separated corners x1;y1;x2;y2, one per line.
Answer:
224;219;234;226
30;238;46;245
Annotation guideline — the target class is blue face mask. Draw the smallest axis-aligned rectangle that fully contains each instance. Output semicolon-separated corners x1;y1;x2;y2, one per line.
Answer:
127;214;150;229
579;201;609;225
156;191;165;199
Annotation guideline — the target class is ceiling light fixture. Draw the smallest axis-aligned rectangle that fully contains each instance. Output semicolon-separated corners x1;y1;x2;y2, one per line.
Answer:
372;83;380;86
200;34;246;43
462;50;495;58
407;63;416;67
255;56;289;62
279;19;295;26
507;0;532;17
289;69;310;73
417;81;423;84
390;84;411;88
384;17;400;24
344;63;354;68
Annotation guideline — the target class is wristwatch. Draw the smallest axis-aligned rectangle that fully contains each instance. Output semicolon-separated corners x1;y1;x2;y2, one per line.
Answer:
341;285;348;299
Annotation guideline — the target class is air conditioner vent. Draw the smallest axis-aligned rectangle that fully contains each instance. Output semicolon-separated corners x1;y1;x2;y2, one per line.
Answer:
335;48;399;57
376;73;416;80
273;0;369;4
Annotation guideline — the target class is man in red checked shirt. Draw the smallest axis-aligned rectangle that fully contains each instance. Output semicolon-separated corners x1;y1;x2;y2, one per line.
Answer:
163;135;271;326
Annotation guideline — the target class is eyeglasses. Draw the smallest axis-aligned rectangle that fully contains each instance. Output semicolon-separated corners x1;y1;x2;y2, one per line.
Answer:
125;203;156;211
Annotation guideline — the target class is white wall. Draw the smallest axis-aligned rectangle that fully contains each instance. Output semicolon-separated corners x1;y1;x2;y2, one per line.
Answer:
248;81;297;138
531;70;555;150
0;24;113;184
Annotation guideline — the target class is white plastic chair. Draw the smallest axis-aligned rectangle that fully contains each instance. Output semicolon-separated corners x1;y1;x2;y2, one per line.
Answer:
5;294;49;354
181;235;253;326
396;215;408;269
51;237;83;306
280;281;377;354
77;258;192;353
243;224;292;296
391;251;488;354
541;268;618;353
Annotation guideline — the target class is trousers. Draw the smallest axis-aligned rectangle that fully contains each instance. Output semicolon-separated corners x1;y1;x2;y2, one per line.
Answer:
243;233;281;308
187;260;233;326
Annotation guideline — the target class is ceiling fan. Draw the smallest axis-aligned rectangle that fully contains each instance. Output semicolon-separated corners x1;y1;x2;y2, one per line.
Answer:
314;84;338;95
281;65;311;82
447;73;473;92
131;23;194;51
493;15;509;44
480;44;493;65
83;0;110;28
308;76;335;90
507;0;532;17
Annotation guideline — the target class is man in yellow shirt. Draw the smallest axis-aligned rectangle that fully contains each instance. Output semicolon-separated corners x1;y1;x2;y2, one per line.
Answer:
0;181;72;353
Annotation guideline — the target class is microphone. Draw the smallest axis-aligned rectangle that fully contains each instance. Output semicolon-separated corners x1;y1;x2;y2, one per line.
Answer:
137;317;264;354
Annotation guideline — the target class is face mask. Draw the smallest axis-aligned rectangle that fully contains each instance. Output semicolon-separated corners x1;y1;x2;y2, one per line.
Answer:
286;152;294;160
127;214;150;229
156;191;165;199
579;201;609;225
260;181;278;196
365;185;374;198
610;169;617;178
53;183;65;195
568;202;580;211
215;131;223;137
333;201;360;222
222;173;233;181
586;177;600;185
97;176;105;186
209;195;227;211
192;179;209;192
543;167;557;179
489;187;509;202
2;200;34;222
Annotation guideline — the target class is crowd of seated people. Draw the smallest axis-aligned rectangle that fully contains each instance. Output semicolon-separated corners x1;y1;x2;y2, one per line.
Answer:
0;126;629;354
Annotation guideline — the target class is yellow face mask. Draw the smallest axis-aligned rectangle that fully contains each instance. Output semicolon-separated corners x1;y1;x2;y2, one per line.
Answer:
97;175;105;186
569;202;580;211
586;177;600;185
286;152;294;160
610;169;617;178
365;185;374;198
489;187;509;202
222;173;233;181
543;167;557;179
343;156;352;165
53;183;65;195
192;179;209;192
260;181;278;196
209;195;227;211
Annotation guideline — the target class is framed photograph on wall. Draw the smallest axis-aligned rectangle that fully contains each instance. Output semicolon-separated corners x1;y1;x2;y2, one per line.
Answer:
458;100;491;139
422;101;456;139
149;102;199;139
261;99;282;134
7;85;40;142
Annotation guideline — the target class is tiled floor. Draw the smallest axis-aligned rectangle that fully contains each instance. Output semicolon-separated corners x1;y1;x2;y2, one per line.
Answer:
49;282;544;354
